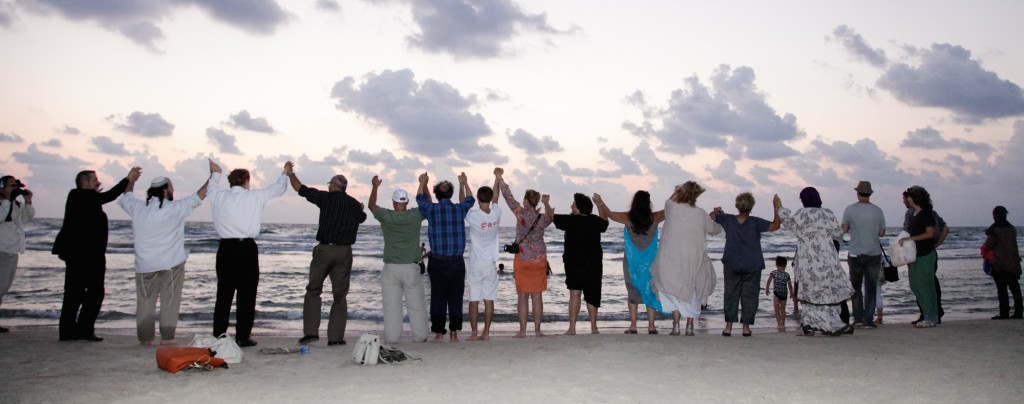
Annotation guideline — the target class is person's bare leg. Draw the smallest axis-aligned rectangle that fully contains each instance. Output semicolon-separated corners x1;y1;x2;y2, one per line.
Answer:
532;292;544;336
587;303;599;334
468;301;480;341
514;292;527;338
433;332;444;342
450;330;458;342
724;321;733;335
481;300;494;340
646;307;657;333
685;317;695;336
671;311;681;335
627;302;639;333
159;339;176;346
876;307;884;324
564;290;581;335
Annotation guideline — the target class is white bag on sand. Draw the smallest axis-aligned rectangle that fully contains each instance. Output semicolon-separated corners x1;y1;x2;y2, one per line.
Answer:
888;231;917;267
352;333;380;365
189;333;244;364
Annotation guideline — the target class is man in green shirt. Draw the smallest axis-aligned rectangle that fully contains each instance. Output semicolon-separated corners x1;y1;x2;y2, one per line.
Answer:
369;175;428;344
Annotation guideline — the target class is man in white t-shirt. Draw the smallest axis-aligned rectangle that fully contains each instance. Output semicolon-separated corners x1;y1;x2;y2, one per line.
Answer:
118;163;210;345
464;167;503;341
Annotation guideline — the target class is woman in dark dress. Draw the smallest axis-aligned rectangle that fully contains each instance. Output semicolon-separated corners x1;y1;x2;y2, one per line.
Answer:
984;206;1022;319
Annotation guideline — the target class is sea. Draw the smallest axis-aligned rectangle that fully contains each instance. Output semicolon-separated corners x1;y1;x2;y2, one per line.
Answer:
1;219;1016;336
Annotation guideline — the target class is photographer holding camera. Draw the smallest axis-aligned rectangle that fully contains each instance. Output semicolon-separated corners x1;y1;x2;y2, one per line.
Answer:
0;175;35;333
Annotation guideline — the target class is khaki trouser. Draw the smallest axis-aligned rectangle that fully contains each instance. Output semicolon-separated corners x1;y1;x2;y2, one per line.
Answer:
136;263;185;343
0;252;18;308
381;263;429;344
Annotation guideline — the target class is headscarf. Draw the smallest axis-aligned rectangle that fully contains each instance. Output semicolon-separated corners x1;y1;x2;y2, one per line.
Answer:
799;187;822;208
992;206;1011;228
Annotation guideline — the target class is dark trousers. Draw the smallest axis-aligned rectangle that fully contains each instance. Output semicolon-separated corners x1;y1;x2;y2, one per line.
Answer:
427;255;465;334
849;254;881;325
213;239;259;341
59;255;106;339
993;272;1023;317
722;266;761;325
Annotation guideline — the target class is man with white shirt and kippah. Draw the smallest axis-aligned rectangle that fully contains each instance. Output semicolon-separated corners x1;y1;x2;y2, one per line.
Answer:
118;163;211;345
206;159;289;348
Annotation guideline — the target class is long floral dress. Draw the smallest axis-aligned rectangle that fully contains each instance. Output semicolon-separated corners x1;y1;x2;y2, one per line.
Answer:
779;206;854;333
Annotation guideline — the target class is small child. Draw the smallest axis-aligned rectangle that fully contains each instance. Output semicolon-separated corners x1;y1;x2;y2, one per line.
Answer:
765;256;795;332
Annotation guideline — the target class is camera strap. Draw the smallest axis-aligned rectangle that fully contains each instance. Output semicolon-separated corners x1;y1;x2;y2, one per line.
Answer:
4;200;15;222
513;213;543;245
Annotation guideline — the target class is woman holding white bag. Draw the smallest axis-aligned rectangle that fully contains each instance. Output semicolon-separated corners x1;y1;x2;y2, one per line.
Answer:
899;186;939;328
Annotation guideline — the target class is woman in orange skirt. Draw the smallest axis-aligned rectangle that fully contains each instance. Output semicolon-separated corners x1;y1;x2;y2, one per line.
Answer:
498;172;553;337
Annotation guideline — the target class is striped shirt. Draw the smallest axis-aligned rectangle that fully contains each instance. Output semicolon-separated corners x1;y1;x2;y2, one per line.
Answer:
299;185;367;245
416;193;475;257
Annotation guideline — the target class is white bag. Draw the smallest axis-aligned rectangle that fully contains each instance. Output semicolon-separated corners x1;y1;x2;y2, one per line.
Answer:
189;333;244;364
352;333;380;365
888;231;917;267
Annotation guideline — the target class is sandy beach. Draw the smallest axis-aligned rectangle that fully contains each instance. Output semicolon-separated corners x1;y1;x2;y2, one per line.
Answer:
1;320;1022;403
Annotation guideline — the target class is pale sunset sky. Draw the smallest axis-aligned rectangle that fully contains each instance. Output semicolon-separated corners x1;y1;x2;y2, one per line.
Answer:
1;1;1022;226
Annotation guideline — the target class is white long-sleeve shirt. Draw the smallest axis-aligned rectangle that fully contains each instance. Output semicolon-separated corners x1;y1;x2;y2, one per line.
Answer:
118;193;202;273
0;199;35;254
206;172;288;239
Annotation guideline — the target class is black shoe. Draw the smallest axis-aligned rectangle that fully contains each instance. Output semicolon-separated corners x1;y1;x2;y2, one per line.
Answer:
0;326;9;333
911;317;923;325
1011;314;1023;319
298;335;319;344
237;338;258;347
80;334;104;342
327;340;346;346
992;315;1010;320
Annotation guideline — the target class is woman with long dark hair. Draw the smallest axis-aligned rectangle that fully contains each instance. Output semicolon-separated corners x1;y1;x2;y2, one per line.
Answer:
984;206;1022;319
899;186;940;328
593;191;665;334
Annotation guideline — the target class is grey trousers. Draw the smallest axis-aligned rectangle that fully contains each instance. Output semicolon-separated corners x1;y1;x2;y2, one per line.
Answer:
723;265;762;325
135;263;185;342
380;263;429;344
0;252;18;308
303;243;352;342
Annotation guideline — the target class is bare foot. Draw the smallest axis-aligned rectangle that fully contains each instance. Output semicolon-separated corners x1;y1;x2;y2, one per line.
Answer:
468;332;479;341
479;332;490;341
159;339;176;346
535;330;545;337
433;333;444;342
513;331;527;338
563;329;576;336
591;329;600;335
140;341;152;346
450;331;459;342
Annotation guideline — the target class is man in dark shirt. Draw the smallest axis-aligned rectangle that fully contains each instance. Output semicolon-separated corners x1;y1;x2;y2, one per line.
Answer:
288;162;367;346
553;193;609;335
52;167;141;341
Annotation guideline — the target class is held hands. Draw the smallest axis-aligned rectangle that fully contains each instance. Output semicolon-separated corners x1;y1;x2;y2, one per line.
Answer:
283;161;295;175
541;194;550;204
208;159;222;174
458;172;468;185
371;175;382;188
418;171;429;184
772;194;782;209
592;193;603;205
493;167;504;179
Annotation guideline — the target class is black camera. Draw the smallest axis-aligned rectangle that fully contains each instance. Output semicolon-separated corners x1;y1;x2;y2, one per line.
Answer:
9;179;28;198
503;243;520;254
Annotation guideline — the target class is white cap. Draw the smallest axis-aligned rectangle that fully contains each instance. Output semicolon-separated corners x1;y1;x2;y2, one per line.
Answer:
150;177;169;187
392;189;409;203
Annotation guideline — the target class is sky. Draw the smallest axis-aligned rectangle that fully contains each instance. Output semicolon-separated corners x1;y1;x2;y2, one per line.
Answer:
1;0;1023;226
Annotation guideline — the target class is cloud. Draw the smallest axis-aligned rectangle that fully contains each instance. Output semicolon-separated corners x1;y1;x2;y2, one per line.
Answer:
227;110;276;133
630;141;697;193
748;164;779;187
803;137;913;186
506;128;562;154
830;25;887;67
42;138;62;147
876;43;1024;123
111;111;174;137
60;125;81;135
401;0;573;58
988;120;1024;190
315;0;340;12
900;126;993;159
206;127;242;154
0;1;16;27
90;136;131;156
553;160;619;179
624;65;803;160
11;144;88;189
331;68;507;164
0;132;24;142
598;147;641;176
707;160;754;190
18;0;289;51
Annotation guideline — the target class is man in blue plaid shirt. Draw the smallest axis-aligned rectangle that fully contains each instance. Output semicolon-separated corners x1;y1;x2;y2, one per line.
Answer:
416;171;475;342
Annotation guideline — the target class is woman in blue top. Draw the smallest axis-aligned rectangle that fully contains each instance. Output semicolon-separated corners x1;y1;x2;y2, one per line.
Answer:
710;192;780;337
594;191;665;334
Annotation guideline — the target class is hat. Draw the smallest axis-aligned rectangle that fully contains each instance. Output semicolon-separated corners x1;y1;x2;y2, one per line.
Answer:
151;177;169;187
854;181;873;194
392;189;409;203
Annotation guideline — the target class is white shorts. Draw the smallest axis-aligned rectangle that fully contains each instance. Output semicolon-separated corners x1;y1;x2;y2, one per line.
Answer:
467;261;499;302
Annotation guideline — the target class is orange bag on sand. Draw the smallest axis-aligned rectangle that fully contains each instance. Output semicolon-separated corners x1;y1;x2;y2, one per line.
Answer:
156;347;229;373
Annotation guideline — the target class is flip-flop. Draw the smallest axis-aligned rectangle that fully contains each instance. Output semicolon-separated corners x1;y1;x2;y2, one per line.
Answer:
648;329;659;335
623;329;638;334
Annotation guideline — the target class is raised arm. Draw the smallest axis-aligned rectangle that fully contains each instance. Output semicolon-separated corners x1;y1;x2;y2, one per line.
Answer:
285;161;302;192
542;194;553;219
207;159;224;193
492;168;503;202
768;199;781;232
653;210;666;225
368;175;381;214
593;193;624;224
417;171;432;203
196;160;215;200
458;172;469;202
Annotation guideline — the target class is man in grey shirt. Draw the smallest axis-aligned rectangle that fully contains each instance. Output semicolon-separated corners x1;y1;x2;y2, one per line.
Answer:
842;181;886;329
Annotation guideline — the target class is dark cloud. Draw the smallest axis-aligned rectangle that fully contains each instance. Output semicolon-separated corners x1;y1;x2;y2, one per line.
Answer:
401;0;572;58
900;126;993;159
11;144;88;189
988;120;1024;190
803;137;913;186
206;127;241;154
60;125;81;135
316;0;340;12
111;111;174;137
876;43;1024;123
598;147;641;175
0;132;24;142
830;25;887;67
19;0;288;51
91;136;131;156
0;2;16;27
331;68;506;164
506;128;562;154
748;164;779;187
42;138;62;147
346;148;424;181
707;160;754;190
227;110;276;133
625;65;803;160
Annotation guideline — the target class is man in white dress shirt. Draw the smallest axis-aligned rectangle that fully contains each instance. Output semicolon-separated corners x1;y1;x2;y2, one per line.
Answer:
118;162;210;345
206;159;289;347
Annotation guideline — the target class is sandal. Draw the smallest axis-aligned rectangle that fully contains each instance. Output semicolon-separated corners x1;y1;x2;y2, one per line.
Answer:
648;328;659;335
684;323;694;336
624;329;638;334
670;324;680;336
913;321;937;328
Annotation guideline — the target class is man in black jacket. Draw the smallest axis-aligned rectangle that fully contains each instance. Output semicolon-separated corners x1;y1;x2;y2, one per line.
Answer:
53;167;140;341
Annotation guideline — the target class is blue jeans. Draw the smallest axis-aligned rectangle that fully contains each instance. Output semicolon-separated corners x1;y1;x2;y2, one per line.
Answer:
848;254;881;325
